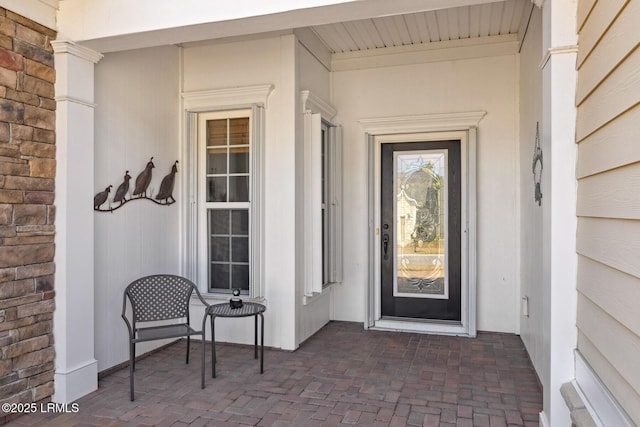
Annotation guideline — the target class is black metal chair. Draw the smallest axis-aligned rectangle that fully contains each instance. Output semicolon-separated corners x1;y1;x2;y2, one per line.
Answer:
121;274;209;401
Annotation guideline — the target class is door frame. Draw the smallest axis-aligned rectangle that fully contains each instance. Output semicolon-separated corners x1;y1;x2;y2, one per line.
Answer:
362;112;485;337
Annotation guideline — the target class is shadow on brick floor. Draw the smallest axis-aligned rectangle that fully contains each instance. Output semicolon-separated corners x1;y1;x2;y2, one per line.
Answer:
6;321;542;426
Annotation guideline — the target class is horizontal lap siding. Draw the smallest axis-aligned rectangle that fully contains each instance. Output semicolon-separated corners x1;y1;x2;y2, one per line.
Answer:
576;0;640;424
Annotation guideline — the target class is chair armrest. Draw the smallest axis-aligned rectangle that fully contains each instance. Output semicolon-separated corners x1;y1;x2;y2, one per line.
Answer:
191;286;211;308
121;293;134;339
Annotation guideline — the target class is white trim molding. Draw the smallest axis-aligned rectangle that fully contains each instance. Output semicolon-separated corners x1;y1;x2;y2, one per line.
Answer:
575;351;634;427
50;40;104;64
332;34;519;71
301;90;337;120
182;84;274;111
363;111;485;337
359;111;487;134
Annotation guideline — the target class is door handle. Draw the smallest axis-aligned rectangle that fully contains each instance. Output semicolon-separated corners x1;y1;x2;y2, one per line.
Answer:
382;234;389;260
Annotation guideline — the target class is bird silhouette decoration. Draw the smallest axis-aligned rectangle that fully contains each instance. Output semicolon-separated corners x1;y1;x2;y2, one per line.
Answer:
94;157;178;212
94;185;112;210
113;170;131;206
155;161;178;204
133;157;155;198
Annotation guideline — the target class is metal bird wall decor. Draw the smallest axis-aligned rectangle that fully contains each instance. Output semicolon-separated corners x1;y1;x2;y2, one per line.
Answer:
113;170;131;206
94;185;112;210
133;157;155;198
155;161;178;204
94;158;178;212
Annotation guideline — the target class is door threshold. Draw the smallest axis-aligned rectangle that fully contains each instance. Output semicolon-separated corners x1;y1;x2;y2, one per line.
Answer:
371;318;474;337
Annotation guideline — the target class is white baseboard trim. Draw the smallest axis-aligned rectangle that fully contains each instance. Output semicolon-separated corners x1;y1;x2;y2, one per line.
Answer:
53;358;98;403
574;351;633;427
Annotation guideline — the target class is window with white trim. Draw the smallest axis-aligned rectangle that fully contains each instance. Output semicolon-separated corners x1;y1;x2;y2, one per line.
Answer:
302;94;342;299
198;109;256;295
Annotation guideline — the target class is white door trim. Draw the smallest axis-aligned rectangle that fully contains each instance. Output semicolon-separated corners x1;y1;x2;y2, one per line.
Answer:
361;112;485;337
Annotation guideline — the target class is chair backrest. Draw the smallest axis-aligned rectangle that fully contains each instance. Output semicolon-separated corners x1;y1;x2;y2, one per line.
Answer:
124;275;196;323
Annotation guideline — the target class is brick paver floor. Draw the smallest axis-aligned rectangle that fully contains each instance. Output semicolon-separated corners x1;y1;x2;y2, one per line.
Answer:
7;321;542;426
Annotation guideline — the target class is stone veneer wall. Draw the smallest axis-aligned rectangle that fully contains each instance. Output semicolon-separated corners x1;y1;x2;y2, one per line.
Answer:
0;7;56;423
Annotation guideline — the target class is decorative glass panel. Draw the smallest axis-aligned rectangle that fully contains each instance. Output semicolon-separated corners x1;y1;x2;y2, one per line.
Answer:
393;150;448;299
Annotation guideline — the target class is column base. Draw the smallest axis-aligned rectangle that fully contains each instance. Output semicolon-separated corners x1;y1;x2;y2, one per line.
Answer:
53;359;98;403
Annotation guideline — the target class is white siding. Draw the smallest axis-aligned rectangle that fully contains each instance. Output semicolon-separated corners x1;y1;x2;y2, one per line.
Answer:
94;45;181;371
575;0;640;424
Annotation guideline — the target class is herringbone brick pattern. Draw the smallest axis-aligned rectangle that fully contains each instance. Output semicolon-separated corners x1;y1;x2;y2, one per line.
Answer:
7;321;542;426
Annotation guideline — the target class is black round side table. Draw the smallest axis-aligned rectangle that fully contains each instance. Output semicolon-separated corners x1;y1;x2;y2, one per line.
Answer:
205;302;266;378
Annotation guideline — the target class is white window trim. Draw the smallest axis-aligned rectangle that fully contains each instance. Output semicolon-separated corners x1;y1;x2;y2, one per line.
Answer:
182;85;273;299
301;90;341;305
362;111;485;337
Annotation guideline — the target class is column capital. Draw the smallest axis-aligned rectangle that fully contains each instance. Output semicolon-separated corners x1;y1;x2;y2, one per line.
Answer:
51;40;103;64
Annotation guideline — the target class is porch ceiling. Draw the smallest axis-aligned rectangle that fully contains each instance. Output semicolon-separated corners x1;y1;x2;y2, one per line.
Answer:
310;0;531;53
60;0;533;55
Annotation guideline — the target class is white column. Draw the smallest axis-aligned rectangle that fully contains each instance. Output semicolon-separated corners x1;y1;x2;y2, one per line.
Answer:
51;40;103;403
539;0;578;425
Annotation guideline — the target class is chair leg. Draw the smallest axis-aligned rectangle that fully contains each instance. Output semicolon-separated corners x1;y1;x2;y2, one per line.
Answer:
129;342;135;401
201;332;205;389
186;335;191;364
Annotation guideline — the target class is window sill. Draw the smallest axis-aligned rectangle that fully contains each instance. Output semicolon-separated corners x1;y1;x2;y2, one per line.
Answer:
303;282;337;306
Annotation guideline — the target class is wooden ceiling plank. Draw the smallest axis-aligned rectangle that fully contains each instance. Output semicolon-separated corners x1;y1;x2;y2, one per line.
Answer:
333;22;359;51
511;0;527;34
469;4;482;38
489;2;504;36
372;17;395;48
342;21;369;50
403;13;425;44
459;6;470;39
350;20;379;50
313;24;347;53
479;3;493;37
447;7;460;40
425;10;440;42
394;15;413;45
436;9;451;41
501;0;516;35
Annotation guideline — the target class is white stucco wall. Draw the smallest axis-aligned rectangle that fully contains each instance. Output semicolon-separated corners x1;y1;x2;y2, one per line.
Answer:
94;45;182;371
332;54;520;333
